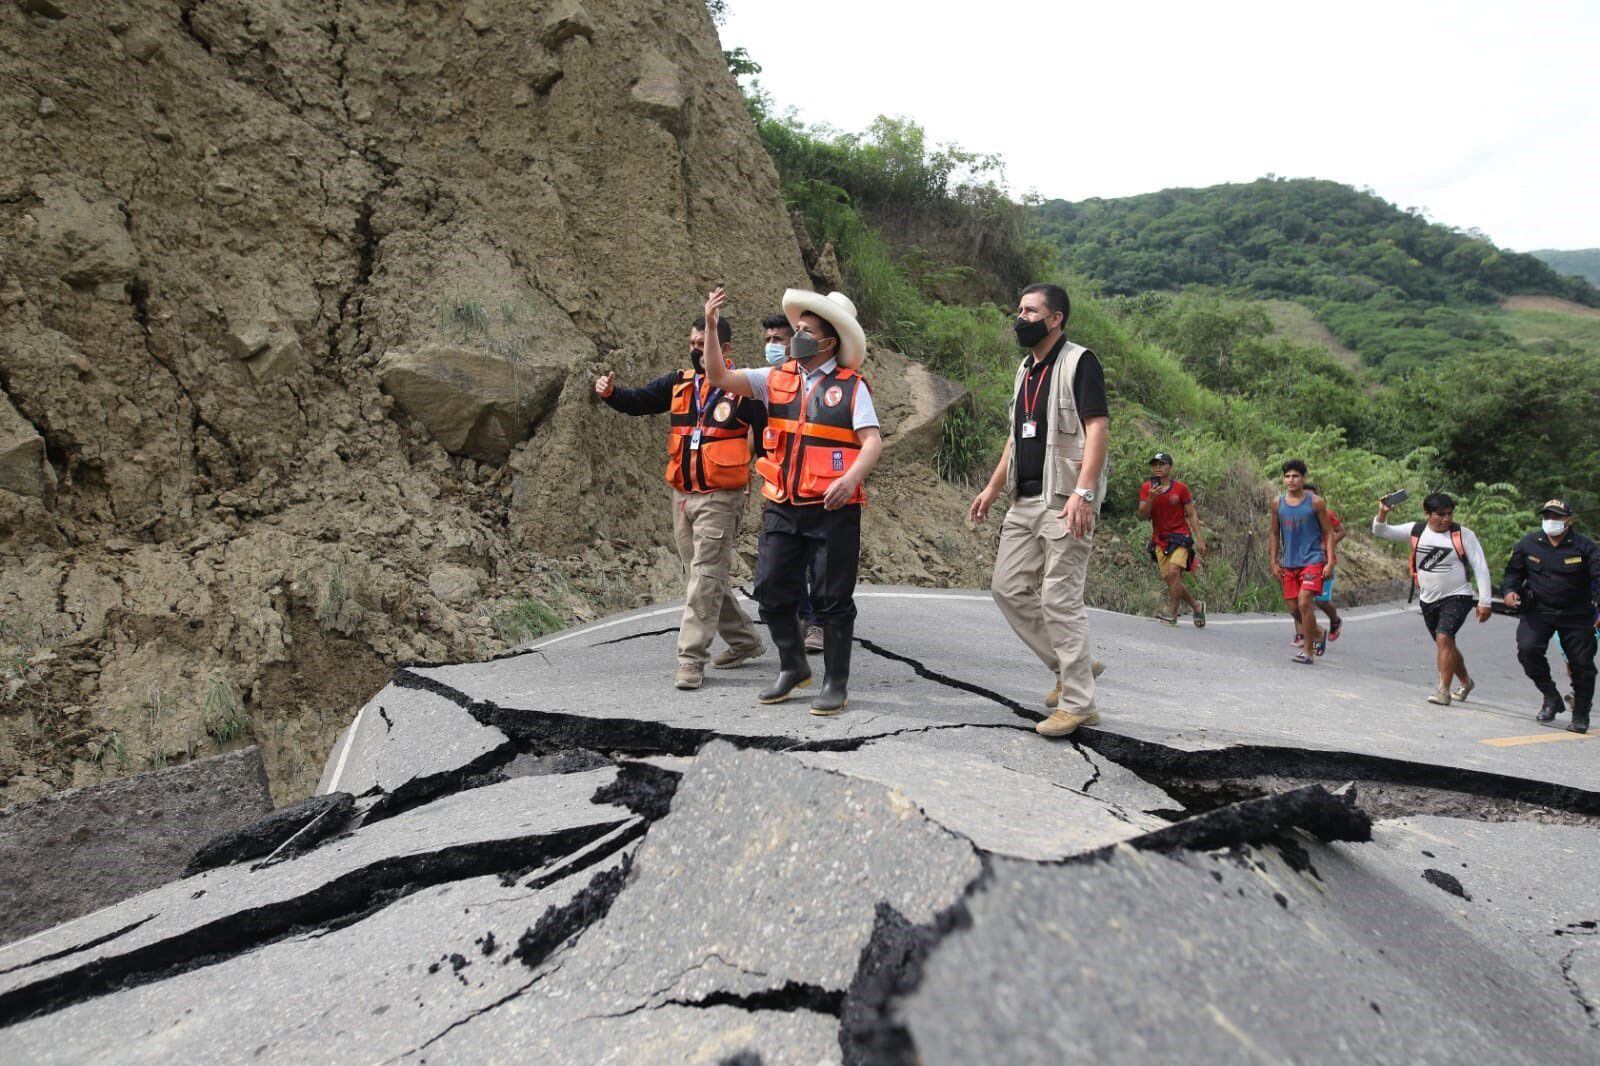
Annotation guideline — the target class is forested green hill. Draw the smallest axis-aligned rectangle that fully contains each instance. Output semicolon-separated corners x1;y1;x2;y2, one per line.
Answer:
1033;179;1600;377
1034;179;1597;308
1530;248;1600;287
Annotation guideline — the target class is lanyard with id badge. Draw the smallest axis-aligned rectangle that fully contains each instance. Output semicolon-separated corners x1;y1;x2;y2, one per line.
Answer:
1020;361;1050;439
689;374;722;450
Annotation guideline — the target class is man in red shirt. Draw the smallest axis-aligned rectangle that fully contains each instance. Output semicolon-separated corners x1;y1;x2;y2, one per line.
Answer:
1139;452;1207;627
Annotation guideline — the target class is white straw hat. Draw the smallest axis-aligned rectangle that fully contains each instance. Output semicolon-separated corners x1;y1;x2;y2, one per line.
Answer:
781;289;867;369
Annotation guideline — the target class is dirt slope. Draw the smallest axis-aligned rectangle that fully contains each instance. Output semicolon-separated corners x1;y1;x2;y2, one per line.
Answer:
0;0;995;806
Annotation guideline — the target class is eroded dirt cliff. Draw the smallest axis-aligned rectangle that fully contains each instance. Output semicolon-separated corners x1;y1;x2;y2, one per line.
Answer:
0;0;994;805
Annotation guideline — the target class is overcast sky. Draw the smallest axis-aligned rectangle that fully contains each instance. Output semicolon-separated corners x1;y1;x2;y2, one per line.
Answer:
719;0;1600;252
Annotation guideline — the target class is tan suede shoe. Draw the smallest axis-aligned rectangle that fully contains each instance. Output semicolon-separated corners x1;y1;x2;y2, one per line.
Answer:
712;642;764;669
1036;708;1099;737
1045;661;1106;708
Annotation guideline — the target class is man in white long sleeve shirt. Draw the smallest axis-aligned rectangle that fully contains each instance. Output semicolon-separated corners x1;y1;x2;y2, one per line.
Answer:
1372;491;1494;706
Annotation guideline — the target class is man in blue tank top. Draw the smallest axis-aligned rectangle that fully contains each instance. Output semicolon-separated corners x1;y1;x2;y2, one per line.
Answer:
1268;458;1336;664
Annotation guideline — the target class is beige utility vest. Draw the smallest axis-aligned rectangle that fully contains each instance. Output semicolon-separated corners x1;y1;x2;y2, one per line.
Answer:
1003;341;1109;508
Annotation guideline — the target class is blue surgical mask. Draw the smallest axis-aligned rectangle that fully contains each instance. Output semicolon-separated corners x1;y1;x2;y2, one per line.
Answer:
1543;518;1568;537
764;342;788;365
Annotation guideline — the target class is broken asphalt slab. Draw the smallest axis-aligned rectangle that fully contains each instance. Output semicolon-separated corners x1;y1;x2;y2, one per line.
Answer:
898;835;1599;1064
315;682;512;800
414;743;982;1059
0;838;644;1065
0;747;274;944
0;771;632;1025
792;735;1172;861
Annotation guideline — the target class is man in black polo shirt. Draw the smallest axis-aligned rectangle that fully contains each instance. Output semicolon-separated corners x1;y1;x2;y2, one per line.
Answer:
1501;498;1600;733
969;283;1110;738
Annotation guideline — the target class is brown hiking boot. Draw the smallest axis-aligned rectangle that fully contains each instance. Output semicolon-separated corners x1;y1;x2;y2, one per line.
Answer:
1036;708;1099;737
674;663;703;690
1046;661;1107;708
804;624;824;653
712;641;765;669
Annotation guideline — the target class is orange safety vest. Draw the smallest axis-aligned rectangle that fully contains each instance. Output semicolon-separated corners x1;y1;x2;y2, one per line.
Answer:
666;370;752;492
756;360;866;506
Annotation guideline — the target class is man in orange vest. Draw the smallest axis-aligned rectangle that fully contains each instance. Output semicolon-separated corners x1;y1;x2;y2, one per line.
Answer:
702;286;883;716
594;312;766;691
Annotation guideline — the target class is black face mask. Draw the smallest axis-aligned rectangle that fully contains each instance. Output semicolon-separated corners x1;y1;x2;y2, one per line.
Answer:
790;332;824;363
690;347;705;373
1014;316;1051;349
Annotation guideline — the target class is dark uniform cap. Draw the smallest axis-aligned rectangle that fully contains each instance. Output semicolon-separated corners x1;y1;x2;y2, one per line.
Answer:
1539;498;1574;517
1150;452;1174;466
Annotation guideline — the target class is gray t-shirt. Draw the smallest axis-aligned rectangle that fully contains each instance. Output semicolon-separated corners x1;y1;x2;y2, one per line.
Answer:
1372;520;1493;605
739;359;880;431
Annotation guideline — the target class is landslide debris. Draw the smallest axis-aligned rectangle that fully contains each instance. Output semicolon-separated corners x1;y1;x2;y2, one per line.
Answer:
0;0;992;808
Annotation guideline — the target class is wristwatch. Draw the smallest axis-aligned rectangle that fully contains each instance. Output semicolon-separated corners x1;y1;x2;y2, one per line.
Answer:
1072;487;1096;503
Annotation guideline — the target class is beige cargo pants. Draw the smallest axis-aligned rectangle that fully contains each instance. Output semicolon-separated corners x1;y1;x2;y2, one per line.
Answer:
672;488;762;667
991;495;1097;714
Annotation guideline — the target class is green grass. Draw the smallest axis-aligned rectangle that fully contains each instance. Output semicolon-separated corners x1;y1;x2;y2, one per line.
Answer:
492;597;565;645
1493;308;1600;355
204;679;252;745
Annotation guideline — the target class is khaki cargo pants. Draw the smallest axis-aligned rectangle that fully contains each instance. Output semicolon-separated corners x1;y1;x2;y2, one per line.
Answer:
991;495;1097;714
672;488;761;667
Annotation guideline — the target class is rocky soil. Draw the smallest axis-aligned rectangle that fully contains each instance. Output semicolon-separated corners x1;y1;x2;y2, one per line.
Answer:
0;0;1001;807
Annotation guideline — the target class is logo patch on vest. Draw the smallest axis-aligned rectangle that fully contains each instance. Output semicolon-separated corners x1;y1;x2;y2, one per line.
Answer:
712;399;733;423
832;450;844;471
823;385;844;408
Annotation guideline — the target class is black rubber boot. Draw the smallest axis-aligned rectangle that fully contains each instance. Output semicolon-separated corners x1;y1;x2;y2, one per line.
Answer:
1536;689;1564;724
1569;705;1591;734
809;621;853;717
758;614;812;704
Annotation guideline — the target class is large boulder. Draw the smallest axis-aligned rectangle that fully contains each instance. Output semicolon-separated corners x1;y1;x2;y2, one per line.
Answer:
378;344;565;464
0;394;54;500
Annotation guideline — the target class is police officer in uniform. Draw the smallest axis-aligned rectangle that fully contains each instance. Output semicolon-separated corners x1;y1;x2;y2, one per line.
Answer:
595;313;766;690
1501;499;1600;733
701;286;882;716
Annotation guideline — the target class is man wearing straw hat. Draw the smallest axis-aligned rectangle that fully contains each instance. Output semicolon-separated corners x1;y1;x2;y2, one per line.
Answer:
701;285;882;717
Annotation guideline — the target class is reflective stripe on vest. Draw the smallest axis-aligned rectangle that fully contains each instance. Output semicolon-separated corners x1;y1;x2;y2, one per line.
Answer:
755;361;865;506
666;371;752;492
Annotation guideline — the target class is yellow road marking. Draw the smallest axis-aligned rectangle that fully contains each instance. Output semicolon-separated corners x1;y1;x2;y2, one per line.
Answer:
1481;732;1596;747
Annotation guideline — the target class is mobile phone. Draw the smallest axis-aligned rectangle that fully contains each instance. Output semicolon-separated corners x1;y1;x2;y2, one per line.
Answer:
1380;488;1408;508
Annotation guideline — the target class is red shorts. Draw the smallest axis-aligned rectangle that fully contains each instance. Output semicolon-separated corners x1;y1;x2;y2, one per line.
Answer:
1281;563;1325;600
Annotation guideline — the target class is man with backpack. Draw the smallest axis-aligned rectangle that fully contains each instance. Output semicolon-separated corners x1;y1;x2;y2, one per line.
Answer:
1371;492;1493;706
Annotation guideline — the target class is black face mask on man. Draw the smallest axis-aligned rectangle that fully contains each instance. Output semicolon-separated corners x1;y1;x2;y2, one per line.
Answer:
690;347;705;373
790;331;824;363
1014;315;1051;349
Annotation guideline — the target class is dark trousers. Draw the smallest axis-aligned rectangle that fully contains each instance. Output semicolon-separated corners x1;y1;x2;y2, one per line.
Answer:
754;501;861;627
1516;613;1597;712
796;561;818;625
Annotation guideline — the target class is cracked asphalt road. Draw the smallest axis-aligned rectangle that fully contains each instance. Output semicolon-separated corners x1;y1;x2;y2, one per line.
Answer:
3;589;1597;1063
